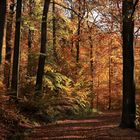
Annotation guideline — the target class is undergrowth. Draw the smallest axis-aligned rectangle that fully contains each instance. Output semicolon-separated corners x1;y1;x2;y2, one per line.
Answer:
19;63;94;123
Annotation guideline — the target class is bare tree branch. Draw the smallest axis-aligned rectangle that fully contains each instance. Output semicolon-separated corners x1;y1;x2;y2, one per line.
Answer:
50;1;80;17
135;27;140;34
131;0;139;18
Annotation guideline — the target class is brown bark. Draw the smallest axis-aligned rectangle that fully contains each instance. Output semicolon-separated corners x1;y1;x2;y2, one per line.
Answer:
11;0;23;97
120;0;136;128
52;0;58;62
0;0;7;63
4;0;15;88
108;41;112;110
76;20;81;63
88;29;94;109
35;0;51;94
27;0;35;76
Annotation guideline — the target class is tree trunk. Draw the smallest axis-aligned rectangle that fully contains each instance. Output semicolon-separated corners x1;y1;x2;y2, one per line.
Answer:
4;0;15;88
120;0;136;128
69;0;74;19
96;75;99;110
108;56;112;110
11;0;22;97
88;32;94;109
108;42;112;110
0;0;7;64
35;0;50;94
27;29;32;76
76;0;81;63
76;20;80;63
52;0;58;62
27;0;35;76
70;0;74;57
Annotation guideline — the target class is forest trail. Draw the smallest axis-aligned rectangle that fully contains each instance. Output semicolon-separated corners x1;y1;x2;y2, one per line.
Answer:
23;110;140;140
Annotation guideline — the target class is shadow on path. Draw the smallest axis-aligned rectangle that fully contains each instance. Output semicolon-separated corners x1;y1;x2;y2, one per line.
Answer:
23;110;140;140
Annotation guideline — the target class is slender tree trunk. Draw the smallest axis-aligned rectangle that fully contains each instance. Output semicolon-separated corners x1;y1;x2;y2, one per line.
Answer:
27;29;32;76
88;32;94;109
0;0;7;64
70;0;74;56
76;20;80;63
108;56;112;110
120;0;136;128
108;42;112;110
35;0;50;94
4;0;15;88
11;0;22;97
76;0;81;63
52;0;58;62
75;0;86;63
70;0;73;19
27;0;34;76
96;75;99;110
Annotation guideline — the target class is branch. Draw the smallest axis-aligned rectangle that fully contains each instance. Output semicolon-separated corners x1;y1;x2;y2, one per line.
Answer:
135;27;140;34
50;1;80;18
131;0;139;18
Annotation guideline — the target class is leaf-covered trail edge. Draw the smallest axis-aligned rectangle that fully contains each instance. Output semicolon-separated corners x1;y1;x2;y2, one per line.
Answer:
22;110;140;140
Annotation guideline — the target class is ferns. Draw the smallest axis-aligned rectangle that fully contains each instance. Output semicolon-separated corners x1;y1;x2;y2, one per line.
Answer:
44;71;72;92
19;62;94;122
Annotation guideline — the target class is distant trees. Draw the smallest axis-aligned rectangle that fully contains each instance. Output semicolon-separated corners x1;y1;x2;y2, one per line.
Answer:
120;0;139;128
0;0;7;64
35;0;51;94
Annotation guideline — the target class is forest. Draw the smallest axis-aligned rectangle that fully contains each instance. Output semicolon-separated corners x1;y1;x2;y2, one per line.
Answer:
0;0;140;139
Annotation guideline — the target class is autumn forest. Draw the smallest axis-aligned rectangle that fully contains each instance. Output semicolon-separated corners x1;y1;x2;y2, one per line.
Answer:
0;0;140;139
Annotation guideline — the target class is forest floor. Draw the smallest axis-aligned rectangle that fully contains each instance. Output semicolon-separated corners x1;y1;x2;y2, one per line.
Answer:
1;93;140;140
15;110;140;140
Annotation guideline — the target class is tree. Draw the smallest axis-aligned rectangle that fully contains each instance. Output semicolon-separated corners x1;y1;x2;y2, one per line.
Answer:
11;0;23;97
0;0;7;64
27;0;35;76
35;0;51;94
4;0;15;88
87;22;94;109
75;0;85;63
52;0;58;62
120;0;139;128
108;40;112;110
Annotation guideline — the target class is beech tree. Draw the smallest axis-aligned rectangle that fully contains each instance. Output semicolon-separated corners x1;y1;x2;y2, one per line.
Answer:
120;0;139;128
52;0;58;61
11;0;23;97
0;0;7;64
87;23;94;109
4;0;15;88
27;0;35;76
75;0;86;63
35;0;51;94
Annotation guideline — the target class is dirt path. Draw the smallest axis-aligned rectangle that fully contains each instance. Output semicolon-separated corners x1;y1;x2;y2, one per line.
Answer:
20;110;140;140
